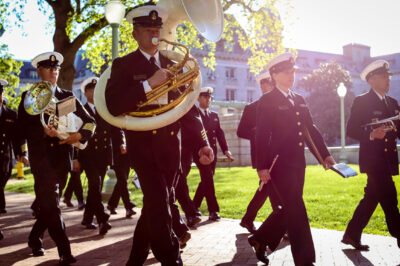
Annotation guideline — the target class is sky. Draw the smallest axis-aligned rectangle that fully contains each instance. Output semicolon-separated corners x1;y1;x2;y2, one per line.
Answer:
1;0;400;60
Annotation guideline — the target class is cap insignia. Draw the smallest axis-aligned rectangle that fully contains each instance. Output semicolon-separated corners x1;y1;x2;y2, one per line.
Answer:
150;10;157;20
50;55;56;62
384;63;389;70
289;57;294;64
92;79;97;84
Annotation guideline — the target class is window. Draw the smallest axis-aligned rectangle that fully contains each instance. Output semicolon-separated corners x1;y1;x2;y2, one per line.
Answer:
207;68;216;81
29;70;38;79
246;69;254;82
225;67;236;81
226;89;236;101
247;90;254;102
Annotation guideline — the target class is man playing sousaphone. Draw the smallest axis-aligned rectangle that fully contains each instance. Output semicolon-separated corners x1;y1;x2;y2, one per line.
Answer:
17;51;96;265
104;2;214;265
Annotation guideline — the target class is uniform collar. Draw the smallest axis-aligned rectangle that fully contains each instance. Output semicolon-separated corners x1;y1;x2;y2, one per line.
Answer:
199;107;208;116
276;87;294;98
88;102;95;113
139;49;161;68
372;88;386;101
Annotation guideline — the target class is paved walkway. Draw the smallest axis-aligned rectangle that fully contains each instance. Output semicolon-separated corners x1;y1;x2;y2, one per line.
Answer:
0;191;399;266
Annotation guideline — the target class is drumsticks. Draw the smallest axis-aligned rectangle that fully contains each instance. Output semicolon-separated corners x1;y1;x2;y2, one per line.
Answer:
258;155;279;191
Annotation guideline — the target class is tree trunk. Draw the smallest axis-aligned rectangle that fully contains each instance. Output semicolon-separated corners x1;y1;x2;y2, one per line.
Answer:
57;47;77;90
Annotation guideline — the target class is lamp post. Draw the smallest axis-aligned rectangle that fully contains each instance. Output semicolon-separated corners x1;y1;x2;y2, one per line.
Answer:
337;83;347;163
105;0;125;60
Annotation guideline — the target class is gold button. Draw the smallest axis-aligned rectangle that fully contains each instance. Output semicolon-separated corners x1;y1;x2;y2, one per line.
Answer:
213;130;215;133
297;122;301;126
298;132;302;136
104;130;107;134
94;132;97;135
95;146;98;150
104;146;107;149
0;150;3;153
385;138;388;142
394;149;397;152
206;130;208;133
104;138;107;141
384;148;388;152
299;142;303;146
170;131;174;136
2;134;5;137
152;130;157;135
2;142;4;145
50;143;54;147
213;137;216;139
214;144;216;146
95;139;98;142
296;112;300;116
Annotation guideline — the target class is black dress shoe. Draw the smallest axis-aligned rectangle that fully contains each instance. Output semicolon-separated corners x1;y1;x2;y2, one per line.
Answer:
59;254;77;265
179;232;191;248
240;220;256;234
81;221;97;229
63;198;74;207
209;212;221;221
99;222;112;235
32;247;45;257
128;201;137;208
107;205;117;215
0;209;6;214
194;210;202;217
341;234;369;251
78;202;85;210
126;208;136;218
187;216;201;227
248;235;269;264
0;230;3;240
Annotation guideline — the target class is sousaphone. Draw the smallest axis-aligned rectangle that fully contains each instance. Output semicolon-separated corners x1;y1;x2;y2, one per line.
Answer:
94;0;224;131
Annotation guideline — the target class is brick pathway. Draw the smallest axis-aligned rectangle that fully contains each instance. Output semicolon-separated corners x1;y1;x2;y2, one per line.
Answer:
0;192;399;266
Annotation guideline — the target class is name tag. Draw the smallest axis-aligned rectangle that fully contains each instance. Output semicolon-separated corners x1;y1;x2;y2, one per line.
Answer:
373;110;383;115
299;104;307;108
278;105;289;110
214;118;218;122
133;74;147;80
5;119;14;123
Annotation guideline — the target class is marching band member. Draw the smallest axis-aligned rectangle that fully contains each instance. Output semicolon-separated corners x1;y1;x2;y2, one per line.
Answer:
250;52;335;265
17;51;95;265
105;3;213;265
343;60;400;250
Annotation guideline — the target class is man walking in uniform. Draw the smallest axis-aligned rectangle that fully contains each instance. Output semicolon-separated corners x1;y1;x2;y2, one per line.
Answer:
342;60;400;250
249;52;335;265
17;52;96;264
105;3;213;265
78;77;112;234
192;87;232;221
0;79;27;214
238;71;274;233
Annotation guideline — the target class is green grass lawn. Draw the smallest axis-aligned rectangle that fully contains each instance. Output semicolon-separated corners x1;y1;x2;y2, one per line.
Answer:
6;165;400;236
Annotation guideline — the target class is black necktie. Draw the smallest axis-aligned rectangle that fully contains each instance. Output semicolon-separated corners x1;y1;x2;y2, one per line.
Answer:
382;97;390;114
150;56;159;72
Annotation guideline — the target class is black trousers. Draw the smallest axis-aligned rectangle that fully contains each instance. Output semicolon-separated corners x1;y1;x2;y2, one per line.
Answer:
254;165;315;265
193;158;219;213
28;167;71;257
82;163;109;224
127;150;182;266
175;146;198;218
242;180;270;223
0;172;10;210
63;170;84;203
345;170;400;241
108;154;134;209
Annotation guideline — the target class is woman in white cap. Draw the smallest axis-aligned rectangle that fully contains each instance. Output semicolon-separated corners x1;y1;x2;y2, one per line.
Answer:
249;52;335;265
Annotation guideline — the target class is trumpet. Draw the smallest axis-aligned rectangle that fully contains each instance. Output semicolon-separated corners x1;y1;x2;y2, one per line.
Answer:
362;114;400;132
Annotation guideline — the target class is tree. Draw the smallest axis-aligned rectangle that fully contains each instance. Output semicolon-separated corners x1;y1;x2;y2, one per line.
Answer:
0;44;26;110
0;0;287;89
297;61;355;146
